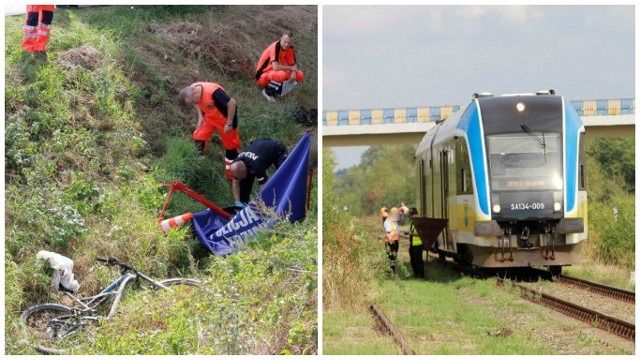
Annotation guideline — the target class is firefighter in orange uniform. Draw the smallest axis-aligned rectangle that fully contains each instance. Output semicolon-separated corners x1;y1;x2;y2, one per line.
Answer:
22;5;55;54
179;82;241;180
255;30;304;101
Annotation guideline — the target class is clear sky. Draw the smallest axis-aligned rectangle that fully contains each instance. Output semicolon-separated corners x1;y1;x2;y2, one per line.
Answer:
324;5;635;170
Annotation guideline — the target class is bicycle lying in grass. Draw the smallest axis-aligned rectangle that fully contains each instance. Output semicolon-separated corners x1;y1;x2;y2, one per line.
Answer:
21;257;201;354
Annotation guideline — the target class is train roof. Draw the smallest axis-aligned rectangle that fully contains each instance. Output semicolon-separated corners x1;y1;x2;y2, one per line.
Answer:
416;92;566;157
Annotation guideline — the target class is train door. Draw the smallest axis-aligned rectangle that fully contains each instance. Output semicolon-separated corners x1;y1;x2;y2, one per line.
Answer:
440;149;450;249
419;158;427;216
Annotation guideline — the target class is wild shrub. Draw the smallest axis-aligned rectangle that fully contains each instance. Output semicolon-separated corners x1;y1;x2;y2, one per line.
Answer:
323;150;386;310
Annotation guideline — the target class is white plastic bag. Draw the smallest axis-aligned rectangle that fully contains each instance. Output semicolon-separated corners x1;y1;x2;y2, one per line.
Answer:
36;250;80;292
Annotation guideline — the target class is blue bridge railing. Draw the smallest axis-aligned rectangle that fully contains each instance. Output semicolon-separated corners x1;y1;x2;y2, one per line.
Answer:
323;98;635;126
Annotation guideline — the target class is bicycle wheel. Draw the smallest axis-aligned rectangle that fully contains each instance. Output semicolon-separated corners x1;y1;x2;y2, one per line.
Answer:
20;303;89;354
159;278;201;288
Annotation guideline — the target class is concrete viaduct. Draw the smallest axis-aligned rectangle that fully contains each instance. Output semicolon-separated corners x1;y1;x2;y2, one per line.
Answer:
323;98;635;147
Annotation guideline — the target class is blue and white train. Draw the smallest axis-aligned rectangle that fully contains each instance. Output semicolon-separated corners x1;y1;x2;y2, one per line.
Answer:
415;90;587;274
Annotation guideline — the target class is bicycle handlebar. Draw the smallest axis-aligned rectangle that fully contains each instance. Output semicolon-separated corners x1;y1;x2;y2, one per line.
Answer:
95;257;132;270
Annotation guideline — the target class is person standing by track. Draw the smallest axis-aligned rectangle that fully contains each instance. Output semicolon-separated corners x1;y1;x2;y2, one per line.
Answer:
405;207;425;278
383;207;401;274
380;205;389;227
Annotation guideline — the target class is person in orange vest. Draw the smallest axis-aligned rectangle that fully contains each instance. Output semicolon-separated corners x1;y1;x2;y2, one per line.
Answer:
383;207;401;274
255;30;304;102
179;82;241;180
380;206;388;227
22;5;55;55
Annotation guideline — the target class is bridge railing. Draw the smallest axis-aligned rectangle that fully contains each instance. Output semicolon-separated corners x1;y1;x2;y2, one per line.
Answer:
323;98;635;126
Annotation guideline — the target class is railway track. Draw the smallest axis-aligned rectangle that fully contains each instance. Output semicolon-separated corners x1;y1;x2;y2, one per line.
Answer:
502;279;635;342
431;256;635;342
555;274;635;304
369;304;416;355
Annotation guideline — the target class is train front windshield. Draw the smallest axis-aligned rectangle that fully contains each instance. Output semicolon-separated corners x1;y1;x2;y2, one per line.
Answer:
487;132;562;191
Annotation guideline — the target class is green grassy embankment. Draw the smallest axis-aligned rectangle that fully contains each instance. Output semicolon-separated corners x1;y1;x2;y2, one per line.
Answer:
5;5;317;354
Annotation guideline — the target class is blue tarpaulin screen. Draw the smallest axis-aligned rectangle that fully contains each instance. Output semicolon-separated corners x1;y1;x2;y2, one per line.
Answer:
192;131;311;255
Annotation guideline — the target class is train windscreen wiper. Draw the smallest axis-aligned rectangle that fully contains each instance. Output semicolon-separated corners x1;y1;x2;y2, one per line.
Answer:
520;124;547;161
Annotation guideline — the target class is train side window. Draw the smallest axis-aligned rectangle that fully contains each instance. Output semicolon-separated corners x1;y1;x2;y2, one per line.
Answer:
461;168;467;192
578;133;586;190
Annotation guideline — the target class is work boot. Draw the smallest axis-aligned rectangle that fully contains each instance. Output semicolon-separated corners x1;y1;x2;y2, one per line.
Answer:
261;88;276;103
33;51;48;62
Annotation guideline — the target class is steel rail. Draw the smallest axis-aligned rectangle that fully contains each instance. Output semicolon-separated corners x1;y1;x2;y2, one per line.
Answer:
369;304;416;355
504;280;635;342
556;274;635;304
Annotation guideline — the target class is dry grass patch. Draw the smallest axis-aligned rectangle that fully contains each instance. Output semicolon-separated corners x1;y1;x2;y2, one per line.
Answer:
55;45;105;70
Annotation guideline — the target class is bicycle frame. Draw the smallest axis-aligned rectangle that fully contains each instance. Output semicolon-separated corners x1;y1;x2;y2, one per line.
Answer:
64;272;135;319
64;267;172;319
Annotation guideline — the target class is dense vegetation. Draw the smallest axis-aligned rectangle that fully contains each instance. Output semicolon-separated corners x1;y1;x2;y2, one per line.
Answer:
5;5;317;354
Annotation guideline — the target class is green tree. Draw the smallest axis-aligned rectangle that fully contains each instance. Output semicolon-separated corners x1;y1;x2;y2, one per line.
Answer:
333;145;416;216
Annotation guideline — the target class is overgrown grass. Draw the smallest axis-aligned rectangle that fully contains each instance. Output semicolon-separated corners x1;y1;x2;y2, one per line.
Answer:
5;5;317;355
322;149;388;310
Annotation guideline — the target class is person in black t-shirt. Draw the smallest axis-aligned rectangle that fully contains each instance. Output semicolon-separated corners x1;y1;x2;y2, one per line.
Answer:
229;138;288;206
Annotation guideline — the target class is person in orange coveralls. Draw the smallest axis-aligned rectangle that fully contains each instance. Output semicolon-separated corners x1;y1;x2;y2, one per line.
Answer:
179;82;241;181
22;5;55;54
255;30;304;101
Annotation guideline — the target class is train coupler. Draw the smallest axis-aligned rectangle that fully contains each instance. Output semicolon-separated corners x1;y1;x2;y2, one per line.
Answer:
520;226;532;249
500;226;514;262
542;224;556;261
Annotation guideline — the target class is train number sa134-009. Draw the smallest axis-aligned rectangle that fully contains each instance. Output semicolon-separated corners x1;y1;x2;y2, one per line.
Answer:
510;202;545;211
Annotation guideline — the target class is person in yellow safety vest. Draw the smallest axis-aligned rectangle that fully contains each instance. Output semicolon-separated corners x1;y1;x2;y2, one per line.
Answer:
383;207;401;273
406;207;425;278
380;206;389;227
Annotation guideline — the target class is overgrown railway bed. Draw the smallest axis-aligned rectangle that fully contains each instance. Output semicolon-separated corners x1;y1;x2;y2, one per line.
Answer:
431;256;636;343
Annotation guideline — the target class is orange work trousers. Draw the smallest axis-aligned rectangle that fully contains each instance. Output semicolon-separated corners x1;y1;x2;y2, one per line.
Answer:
193;117;241;180
22;6;55;53
257;69;304;87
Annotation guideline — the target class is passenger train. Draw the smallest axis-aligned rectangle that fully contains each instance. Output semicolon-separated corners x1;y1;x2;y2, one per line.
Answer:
415;90;587;274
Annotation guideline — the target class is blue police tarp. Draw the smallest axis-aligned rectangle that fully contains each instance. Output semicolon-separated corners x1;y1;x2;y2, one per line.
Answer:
192;131;311;255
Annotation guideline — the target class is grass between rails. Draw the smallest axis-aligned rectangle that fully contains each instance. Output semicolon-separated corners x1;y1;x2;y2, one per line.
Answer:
5;5;317;354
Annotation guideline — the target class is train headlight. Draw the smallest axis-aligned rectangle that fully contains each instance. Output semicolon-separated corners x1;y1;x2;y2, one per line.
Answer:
493;204;501;213
552;175;563;190
554;202;562;212
516;102;526;112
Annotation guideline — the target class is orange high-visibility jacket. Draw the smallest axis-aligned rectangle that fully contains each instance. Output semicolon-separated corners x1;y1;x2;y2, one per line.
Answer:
255;40;297;80
191;82;227;123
